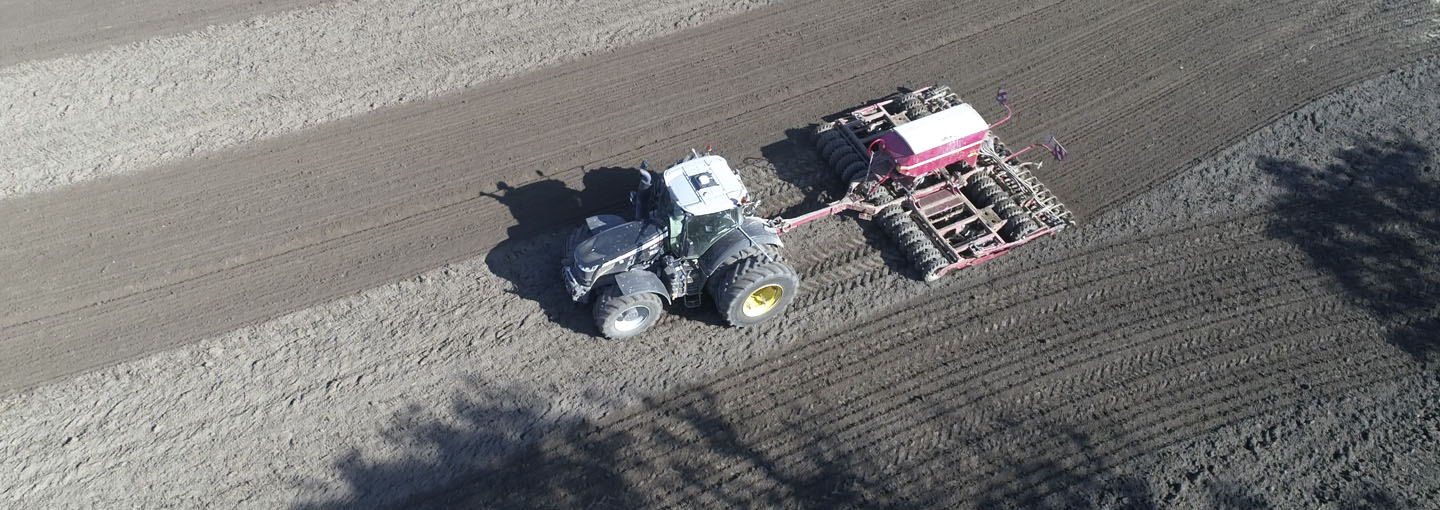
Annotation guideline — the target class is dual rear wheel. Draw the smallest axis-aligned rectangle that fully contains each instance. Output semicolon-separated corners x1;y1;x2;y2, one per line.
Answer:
591;253;800;339
711;255;799;327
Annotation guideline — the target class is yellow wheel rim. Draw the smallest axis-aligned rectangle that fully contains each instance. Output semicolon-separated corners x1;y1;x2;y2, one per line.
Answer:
742;284;784;317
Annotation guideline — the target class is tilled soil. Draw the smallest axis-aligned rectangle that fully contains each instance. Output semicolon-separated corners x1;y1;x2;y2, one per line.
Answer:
0;0;777;198
3;50;1437;510
0;0;317;66
1;0;1434;394
1;0;1438;508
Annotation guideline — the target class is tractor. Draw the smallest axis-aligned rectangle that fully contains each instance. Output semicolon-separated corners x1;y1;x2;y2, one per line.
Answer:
772;85;1074;281
561;149;799;339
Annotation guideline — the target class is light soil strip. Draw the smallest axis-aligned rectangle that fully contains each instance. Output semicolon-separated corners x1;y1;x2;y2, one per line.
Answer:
0;0;776;199
0;0;324;67
1;57;1435;509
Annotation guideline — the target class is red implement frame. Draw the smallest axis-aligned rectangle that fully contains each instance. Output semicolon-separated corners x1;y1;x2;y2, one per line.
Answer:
772;160;1065;278
773;86;1072;278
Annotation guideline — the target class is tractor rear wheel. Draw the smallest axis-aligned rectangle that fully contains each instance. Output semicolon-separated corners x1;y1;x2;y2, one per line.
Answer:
712;256;800;327
593;286;664;339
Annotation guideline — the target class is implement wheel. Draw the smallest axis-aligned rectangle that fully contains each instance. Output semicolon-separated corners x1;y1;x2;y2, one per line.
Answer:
712;256;800;327
593;286;664;339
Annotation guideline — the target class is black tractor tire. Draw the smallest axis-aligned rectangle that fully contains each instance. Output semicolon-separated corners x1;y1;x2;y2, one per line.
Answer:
705;244;784;296
711;256;800;327
592;286;664;339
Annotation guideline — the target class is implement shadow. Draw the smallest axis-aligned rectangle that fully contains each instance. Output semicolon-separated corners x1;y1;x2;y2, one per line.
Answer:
1257;132;1440;364
756;126;915;279
480;167;641;336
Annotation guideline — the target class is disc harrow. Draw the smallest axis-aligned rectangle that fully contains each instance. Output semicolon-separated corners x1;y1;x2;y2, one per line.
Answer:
774;85;1074;281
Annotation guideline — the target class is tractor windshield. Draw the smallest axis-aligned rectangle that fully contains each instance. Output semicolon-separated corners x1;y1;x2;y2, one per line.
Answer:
678;208;740;259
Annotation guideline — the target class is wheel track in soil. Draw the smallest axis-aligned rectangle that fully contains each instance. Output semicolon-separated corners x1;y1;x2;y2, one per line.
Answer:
880;350;1403;507
672;246;1332;451
45;198;1382;489
548;210;1378;450
567;321;1404;508
601;211;1354;422
2;0;1432;392
2;6;1440;501
576;217;1393;481
619;301;1401;508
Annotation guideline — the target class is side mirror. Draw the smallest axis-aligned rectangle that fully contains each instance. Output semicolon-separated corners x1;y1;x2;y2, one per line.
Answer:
636;166;653;191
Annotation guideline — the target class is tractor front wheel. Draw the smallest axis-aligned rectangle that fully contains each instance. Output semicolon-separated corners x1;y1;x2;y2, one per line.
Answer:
593;287;664;339
712;257;800;327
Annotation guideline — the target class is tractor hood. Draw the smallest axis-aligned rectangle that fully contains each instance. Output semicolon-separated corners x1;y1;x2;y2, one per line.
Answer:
572;220;665;276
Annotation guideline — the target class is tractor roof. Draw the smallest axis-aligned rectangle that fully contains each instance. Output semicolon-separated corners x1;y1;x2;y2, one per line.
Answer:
663;155;748;216
889;103;989;155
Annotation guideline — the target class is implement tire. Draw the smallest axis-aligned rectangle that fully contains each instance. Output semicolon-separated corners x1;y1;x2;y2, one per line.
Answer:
593;286;664;339
712;257;800;327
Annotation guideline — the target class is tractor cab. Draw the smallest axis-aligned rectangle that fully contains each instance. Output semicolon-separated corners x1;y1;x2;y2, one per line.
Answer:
651;154;750;259
565;150;797;339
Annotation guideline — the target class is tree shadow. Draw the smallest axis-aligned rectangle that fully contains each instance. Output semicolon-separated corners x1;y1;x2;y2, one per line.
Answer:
1206;480;1271;509
1257;131;1440;364
480;167;642;336
293;382;919;509
291;378;634;509
294;372;1182;509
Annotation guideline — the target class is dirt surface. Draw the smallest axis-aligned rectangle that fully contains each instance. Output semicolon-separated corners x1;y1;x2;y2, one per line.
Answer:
2;0;1435;394
1;0;1438;508
4;25;1440;510
0;0;321;66
0;0;776;198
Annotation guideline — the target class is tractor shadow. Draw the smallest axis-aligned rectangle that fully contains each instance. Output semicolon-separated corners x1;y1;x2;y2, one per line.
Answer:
1258;131;1440;364
755;127;918;280
481;166;641;337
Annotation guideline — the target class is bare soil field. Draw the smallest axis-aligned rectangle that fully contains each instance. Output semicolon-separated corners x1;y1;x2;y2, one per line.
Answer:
1;0;1438;508
1;0;1434;393
0;0;777;198
0;0;320;65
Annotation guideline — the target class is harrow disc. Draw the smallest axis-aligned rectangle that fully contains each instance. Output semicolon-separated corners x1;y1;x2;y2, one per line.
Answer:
965;174;1040;242
869;187;949;281
841;161;869;182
